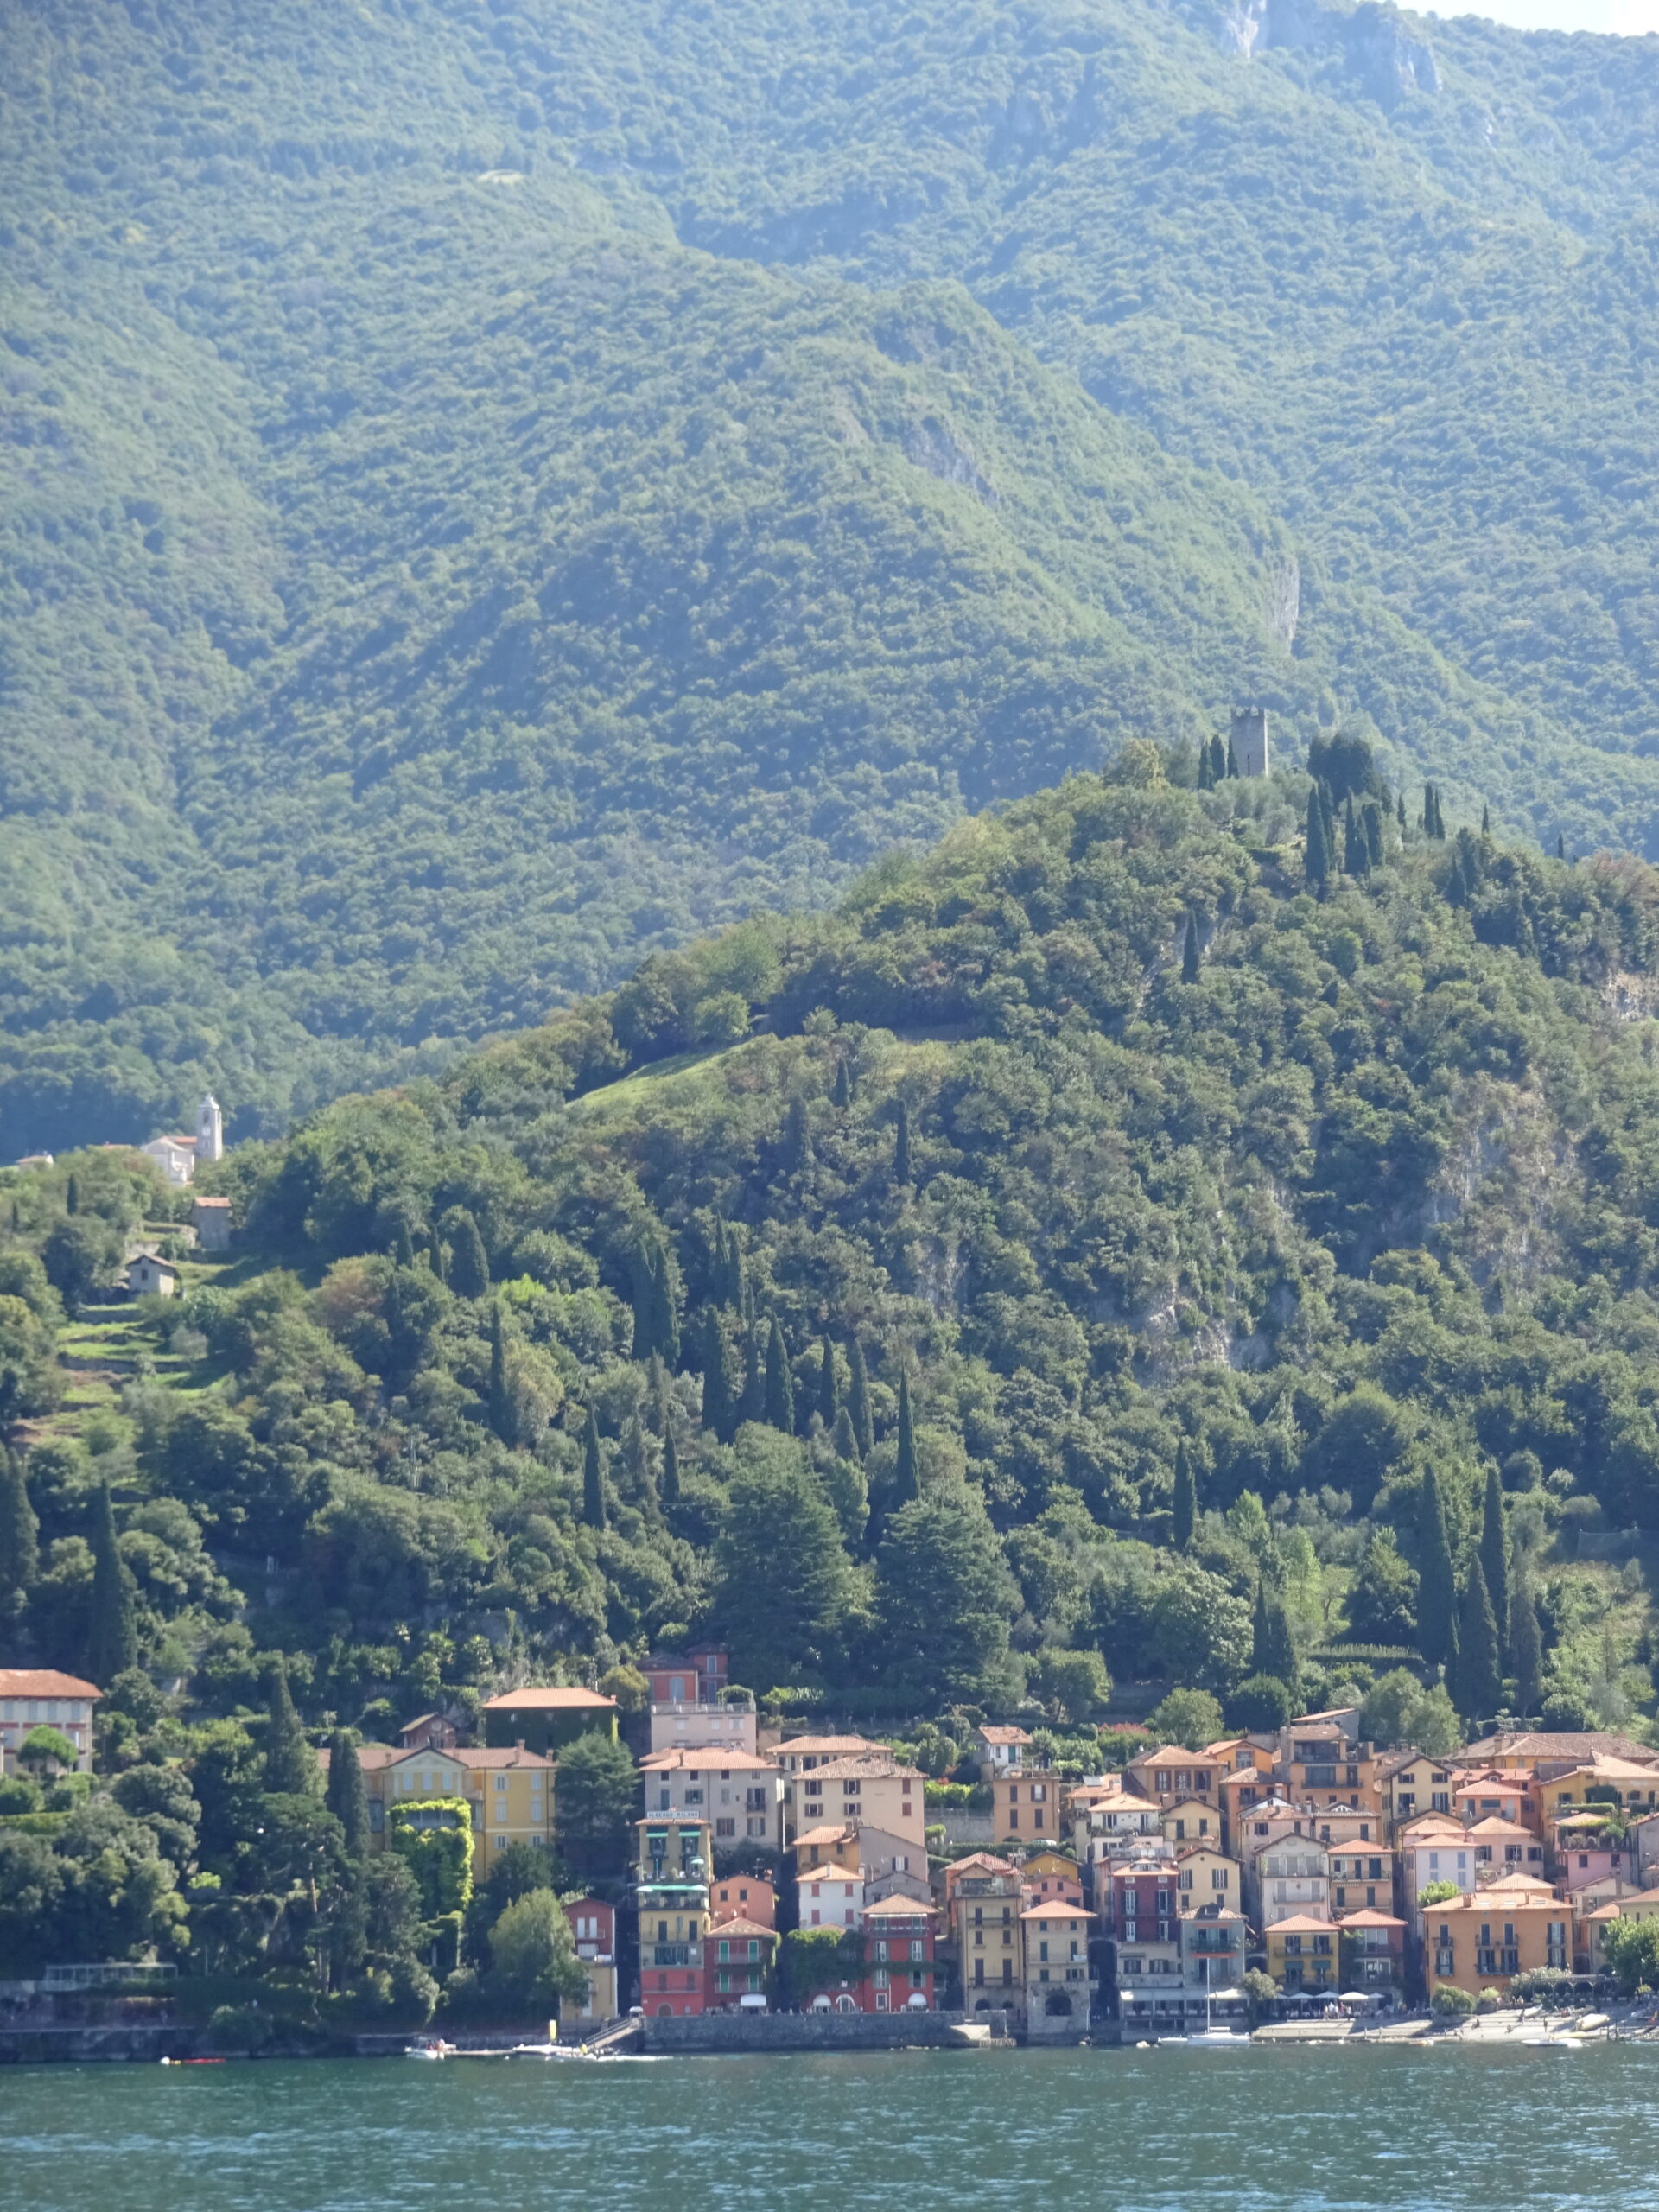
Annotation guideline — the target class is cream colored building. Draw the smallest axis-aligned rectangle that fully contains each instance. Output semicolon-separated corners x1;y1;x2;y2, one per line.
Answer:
639;1745;783;1851
0;1669;102;1774
786;1752;925;1847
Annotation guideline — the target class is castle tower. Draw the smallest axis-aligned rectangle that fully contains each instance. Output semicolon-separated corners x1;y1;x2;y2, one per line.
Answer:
1230;707;1269;779
197;1093;224;1165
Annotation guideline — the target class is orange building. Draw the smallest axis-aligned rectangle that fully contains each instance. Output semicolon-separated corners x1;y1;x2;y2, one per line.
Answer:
1424;1877;1569;1996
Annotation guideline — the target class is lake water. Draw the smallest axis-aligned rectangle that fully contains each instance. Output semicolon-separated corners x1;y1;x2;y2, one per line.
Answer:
6;2043;1657;2209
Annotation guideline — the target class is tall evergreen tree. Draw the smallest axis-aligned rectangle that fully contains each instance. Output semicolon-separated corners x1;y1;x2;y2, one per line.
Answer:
660;1422;681;1507
893;1371;918;1505
1555;832;1567;861
1208;735;1227;785
764;1319;795;1433
1479;1465;1510;1650
846;1339;874;1460
724;1230;746;1313
1305;787;1330;889
831;1407;860;1467
1343;798;1368;876
631;1250;657;1363
1481;803;1491;836
702;1313;738;1444
1172;1440;1196;1550
393;1218;416;1270
1453;1556;1502;1726
264;1656;317;1796
739;1323;765;1427
785;1094;812;1176
893;1097;912;1185
1318;780;1336;850
650;1247;680;1371
1509;1543;1544;1719
1417;1469;1458;1672
832;1058;852;1109
582;1409;607;1529
1397;792;1408;831
1362;799;1383;868
1197;742;1214;791
0;1448;39;1610
65;1173;79;1215
487;1302;512;1442
1225;738;1239;779
815;1334;837;1431
447;1210;490;1299
325;1727;371;1859
87;1481;137;1685
1251;1579;1296;1688
1181;913;1200;985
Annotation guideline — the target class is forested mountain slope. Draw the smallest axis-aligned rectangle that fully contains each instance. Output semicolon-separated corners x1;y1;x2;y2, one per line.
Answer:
8;0;1659;1154
6;756;1659;1748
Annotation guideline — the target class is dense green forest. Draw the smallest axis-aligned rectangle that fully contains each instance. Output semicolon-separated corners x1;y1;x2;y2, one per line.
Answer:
9;0;1659;1151
6;746;1659;2001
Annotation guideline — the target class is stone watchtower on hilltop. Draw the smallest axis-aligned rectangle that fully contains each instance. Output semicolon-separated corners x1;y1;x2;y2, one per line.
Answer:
1231;707;1269;778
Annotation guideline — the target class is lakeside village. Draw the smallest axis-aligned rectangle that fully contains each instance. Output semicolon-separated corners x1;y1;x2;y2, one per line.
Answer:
7;1648;1659;2056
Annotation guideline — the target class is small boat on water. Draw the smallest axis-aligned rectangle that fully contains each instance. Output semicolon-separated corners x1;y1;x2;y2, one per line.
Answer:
406;2037;455;2060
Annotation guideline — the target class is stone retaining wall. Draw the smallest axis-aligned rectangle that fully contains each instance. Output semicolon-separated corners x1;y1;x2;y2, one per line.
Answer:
642;2009;971;2055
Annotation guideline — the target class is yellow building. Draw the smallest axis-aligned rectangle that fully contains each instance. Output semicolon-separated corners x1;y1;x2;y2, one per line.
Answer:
1537;1758;1659;1827
1127;1746;1222;1811
1377;1752;1455;1833
345;1741;556;1859
1425;1877;1569;1995
1280;1722;1382;1817
1266;1913;1338;1993
1175;1844;1240;1917
1160;1796;1224;1848
951;1859;1025;2007
787;1754;925;1847
992;1767;1062;1845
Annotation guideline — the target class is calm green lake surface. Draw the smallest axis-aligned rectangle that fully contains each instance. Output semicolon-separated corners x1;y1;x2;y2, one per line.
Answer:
6;2044;1657;2209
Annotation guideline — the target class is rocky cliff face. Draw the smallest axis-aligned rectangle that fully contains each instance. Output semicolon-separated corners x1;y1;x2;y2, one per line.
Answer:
1200;0;1440;105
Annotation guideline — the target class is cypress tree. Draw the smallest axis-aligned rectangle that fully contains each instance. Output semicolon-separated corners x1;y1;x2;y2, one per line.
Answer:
1181;913;1200;985
1249;1579;1296;1686
832;1058;852;1109
1555;832;1566;861
1343;798;1368;876
650;1247;680;1371
1417;1469;1458;1672
893;1098;912;1185
448;1211;490;1300
582;1409;607;1529
1481;803;1491;836
739;1323;765;1426
893;1371;918;1505
846;1339;874;1461
87;1482;137;1685
65;1173;79;1216
1305;787;1330;889
1225;739;1239;779
832;1407;860;1465
1509;1544;1544;1719
326;1727;371;1859
1318;780;1336;849
1209;735;1227;785
0;1448;39;1608
631;1251;656;1363
816;1333;837;1431
1363;799;1383;869
487;1303;512;1443
1479;1465;1510;1651
702;1312;736;1444
1397;792;1408;831
661;1422;681;1506
393;1219;416;1270
264;1656;317;1796
1454;1556;1501;1726
1172;1440;1196;1549
764;1319;795;1433
1198;743;1214;791
785;1095;812;1176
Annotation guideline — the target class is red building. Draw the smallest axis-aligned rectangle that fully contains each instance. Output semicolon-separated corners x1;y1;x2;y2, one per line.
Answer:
852;1898;938;2012
703;1916;778;2008
1106;1857;1176;1943
645;1646;729;1705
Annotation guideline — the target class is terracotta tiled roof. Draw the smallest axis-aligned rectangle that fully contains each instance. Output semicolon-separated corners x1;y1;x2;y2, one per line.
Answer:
0;1669;103;1700
1018;1900;1093;1921
779;1734;880;1758
639;1746;777;1772
481;1687;617;1711
862;1897;940;1920
1133;1745;1217;1765
706;1916;777;1941
1268;1913;1338;1934
806;1755;923;1781
1336;1908;1406;1929
976;1726;1033;1745
1463;1815;1536;1842
798;1863;862;1885
1459;1730;1659;1766
792;1824;859;1850
452;1746;555;1770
